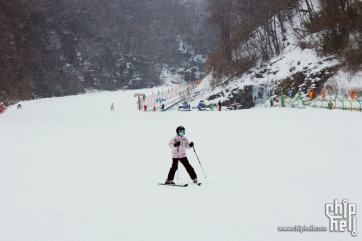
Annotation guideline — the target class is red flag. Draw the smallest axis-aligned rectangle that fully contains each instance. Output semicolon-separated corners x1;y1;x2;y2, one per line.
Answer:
309;90;314;99
351;89;355;100
322;90;325;98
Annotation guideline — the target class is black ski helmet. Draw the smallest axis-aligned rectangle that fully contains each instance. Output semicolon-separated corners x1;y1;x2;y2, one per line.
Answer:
176;126;185;136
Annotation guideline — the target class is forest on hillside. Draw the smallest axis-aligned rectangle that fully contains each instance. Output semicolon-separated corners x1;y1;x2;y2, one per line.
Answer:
205;0;362;81
0;0;216;102
2;0;362;104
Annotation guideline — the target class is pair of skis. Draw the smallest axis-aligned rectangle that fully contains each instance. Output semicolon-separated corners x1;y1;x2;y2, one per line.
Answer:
158;182;201;187
159;146;206;188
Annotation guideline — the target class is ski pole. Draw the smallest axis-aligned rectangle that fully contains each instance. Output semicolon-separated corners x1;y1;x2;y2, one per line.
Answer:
193;147;207;179
177;161;179;180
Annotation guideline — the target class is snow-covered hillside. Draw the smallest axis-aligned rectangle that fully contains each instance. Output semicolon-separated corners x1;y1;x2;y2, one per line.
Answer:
0;90;361;240
192;1;362;109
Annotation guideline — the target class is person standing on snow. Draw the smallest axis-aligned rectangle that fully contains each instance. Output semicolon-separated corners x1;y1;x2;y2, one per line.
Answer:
218;100;222;111
165;126;197;184
0;101;5;114
111;103;114;111
153;106;156;112
234;101;237;110
144;104;148;112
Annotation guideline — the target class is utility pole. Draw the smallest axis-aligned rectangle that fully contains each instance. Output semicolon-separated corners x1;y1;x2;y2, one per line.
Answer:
183;59;185;82
267;69;270;102
212;67;215;86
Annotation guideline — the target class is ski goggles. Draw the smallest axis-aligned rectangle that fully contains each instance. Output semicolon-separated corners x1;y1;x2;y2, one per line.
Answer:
179;130;185;135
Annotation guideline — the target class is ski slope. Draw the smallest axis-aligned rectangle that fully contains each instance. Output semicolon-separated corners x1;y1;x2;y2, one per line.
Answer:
0;89;361;241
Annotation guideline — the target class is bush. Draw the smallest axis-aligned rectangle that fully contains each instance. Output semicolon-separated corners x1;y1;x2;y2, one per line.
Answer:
343;46;362;70
320;29;345;54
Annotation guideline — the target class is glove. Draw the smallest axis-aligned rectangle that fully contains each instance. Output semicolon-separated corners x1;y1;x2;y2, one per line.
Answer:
189;142;194;147
174;142;181;147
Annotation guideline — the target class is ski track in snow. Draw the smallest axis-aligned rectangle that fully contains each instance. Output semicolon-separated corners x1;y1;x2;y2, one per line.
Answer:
0;89;361;241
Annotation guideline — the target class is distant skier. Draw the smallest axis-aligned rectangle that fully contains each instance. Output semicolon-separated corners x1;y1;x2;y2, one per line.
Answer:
153;106;156;112
17;104;22;109
234;101;237;110
111;103;114;111
0;101;5;114
218;100;222;111
165;126;197;184
210;104;213;111
162;103;165;111
144;104;148;112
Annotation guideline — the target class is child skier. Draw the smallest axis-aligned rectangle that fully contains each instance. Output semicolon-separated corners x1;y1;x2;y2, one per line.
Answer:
165;126;197;184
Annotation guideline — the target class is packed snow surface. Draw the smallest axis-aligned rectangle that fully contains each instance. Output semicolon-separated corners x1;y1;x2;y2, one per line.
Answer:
0;89;361;240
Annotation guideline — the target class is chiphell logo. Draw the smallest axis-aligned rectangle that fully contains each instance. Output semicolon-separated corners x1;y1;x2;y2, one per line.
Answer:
325;199;357;236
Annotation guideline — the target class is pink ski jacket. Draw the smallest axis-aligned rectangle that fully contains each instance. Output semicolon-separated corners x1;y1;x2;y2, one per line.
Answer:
168;135;191;158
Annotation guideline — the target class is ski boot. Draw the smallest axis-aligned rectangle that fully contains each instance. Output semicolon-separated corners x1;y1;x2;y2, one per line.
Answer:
165;179;175;185
193;178;198;184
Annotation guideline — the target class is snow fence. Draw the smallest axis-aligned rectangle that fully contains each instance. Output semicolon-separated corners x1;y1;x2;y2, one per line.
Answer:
279;96;362;112
136;85;198;111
